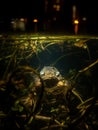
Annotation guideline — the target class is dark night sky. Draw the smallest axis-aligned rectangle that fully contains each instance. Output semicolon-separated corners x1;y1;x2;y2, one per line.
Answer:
0;0;97;19
0;0;44;18
0;0;98;33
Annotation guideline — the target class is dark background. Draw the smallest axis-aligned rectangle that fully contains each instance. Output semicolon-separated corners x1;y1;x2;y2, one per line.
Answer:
0;0;98;34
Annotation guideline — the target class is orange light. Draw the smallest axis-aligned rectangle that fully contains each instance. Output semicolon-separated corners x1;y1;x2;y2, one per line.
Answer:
33;19;38;23
74;19;79;24
53;4;60;11
20;18;25;22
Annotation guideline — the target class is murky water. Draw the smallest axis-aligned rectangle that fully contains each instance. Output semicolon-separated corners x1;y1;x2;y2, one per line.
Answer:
0;35;98;130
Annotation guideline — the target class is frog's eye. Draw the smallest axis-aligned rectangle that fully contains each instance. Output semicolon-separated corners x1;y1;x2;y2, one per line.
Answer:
40;71;45;75
56;71;60;76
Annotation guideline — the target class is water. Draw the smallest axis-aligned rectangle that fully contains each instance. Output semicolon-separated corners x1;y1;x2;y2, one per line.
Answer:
0;34;98;130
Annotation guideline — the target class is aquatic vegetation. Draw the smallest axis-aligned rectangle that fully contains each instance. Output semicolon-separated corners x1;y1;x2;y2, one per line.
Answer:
0;34;98;130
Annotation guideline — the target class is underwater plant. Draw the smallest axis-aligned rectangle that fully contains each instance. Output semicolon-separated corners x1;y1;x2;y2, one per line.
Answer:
0;34;98;130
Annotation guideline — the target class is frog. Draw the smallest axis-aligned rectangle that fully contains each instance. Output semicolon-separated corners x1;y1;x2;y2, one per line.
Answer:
40;66;65;87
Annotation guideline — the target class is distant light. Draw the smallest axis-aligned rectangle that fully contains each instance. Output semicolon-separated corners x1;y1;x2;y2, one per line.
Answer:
82;17;87;21
74;19;79;24
20;18;25;22
33;19;38;23
53;4;60;11
72;5;77;21
56;5;60;11
20;18;27;23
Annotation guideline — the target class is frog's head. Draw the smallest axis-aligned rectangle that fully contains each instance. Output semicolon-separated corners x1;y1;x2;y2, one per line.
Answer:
40;66;63;86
